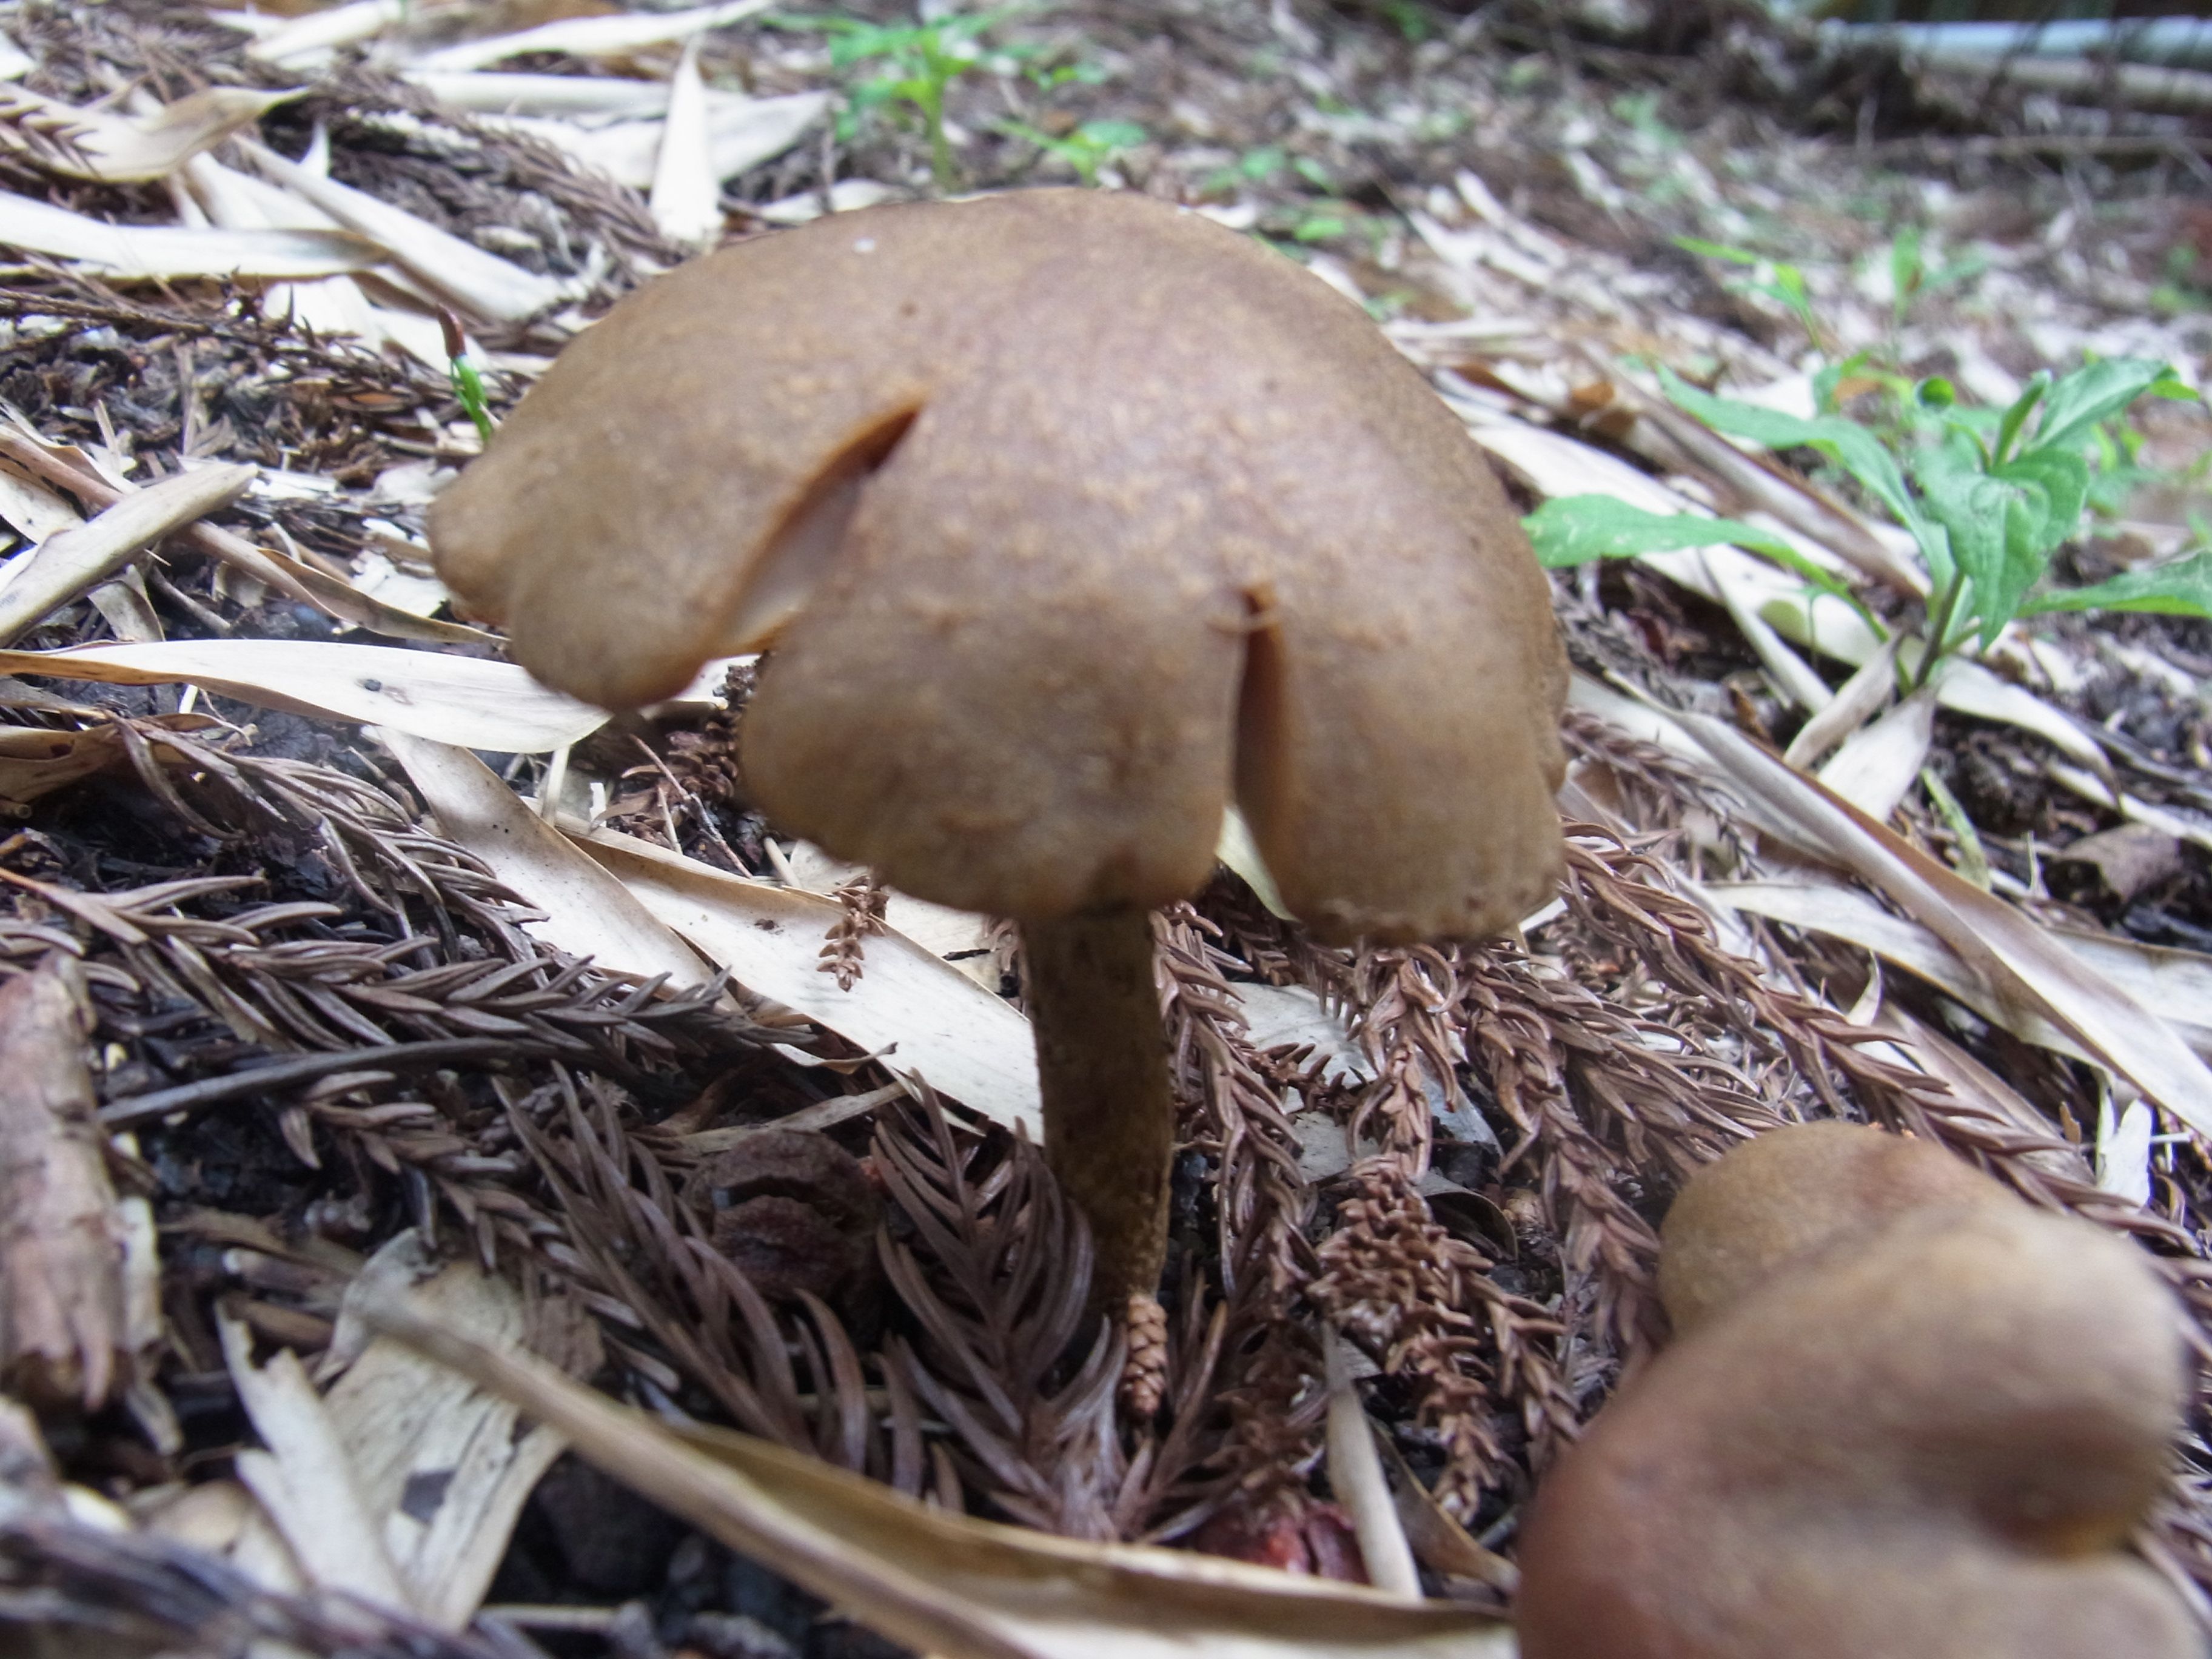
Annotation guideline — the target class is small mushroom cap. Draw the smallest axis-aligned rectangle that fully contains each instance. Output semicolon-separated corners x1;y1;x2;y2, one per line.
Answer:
430;189;1565;937
1658;1121;2011;1336
1518;1151;2196;1659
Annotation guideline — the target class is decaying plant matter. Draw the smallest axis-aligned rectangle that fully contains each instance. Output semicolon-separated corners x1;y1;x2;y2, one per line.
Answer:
0;955;146;1412
0;1;2209;1652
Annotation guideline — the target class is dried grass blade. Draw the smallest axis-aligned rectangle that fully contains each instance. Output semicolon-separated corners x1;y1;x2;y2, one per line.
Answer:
0;639;608;751
1324;1336;1419;1597
0;189;384;279
218;1305;414;1612
240;139;571;324
379;729;711;990
406;72;680;117
1812;683;1935;820
414;0;777;73
575;828;1044;1138
0;463;251;645
246;0;409;65
360;1291;1515;1659
0;85;303;182
650;39;720;247
0;419;488;646
1706;879;2080;1057
0;956;132;1410
1783;635;1900;768
1682;711;2212;1136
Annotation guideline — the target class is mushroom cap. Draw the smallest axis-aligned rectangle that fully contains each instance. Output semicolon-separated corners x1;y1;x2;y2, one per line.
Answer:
1517;1139;2196;1659
429;189;1566;938
1658;1121;2012;1336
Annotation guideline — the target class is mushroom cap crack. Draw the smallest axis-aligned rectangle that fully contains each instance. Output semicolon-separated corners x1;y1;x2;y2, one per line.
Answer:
432;189;1566;937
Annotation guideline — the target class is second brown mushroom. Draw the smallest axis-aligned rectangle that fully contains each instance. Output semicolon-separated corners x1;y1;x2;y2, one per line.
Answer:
1517;1122;2199;1658
429;189;1567;1319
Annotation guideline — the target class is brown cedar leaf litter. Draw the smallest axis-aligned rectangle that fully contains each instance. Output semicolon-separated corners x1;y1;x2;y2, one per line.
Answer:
0;1;2209;1655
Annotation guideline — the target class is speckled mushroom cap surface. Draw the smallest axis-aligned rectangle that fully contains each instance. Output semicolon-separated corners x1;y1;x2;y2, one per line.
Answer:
431;188;1567;937
1516;1124;2199;1659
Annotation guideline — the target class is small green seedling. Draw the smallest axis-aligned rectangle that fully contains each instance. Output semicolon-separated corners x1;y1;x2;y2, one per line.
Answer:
997;116;1145;186
774;8;1024;189
1675;236;1826;355
439;306;495;445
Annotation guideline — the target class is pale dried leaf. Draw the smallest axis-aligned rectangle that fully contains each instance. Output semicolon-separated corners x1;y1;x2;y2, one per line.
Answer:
2045;759;2212;857
0;463;252;645
488;90;828;192
576;828;1044;1138
1928;655;2110;779
1325;1336;1419;1597
1813;683;1935;820
650;39;719;247
240;139;571;323
1217;804;1293;919
0;957;130;1410
1782;635;1901;768
1683;712;2212;1136
321;1237;571;1628
379;728;712;990
1698;547;1832;713
414;0;777;73
778;840;996;970
2097;1094;2156;1207
1713;876;2212;1066
246;0;409;66
0;638;608;751
0;188;384;279
0;719;203;805
756;178;897;224
1708;878;2080;1057
0;460;81;542
0;84;301;182
363;1291;1517;1659
218;1305;414;1612
407;70;682;117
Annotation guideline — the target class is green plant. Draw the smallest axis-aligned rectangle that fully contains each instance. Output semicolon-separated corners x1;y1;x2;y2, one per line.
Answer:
1530;357;2202;688
438;306;495;444
1674;236;1826;354
996;116;1144;186
773;7;1024;189
1883;226;1985;338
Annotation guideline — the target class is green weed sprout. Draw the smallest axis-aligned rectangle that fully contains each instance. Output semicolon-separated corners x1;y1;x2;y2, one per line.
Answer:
438;306;495;445
996;116;1145;186
777;8;1025;190
1674;236;1826;355
1527;358;2205;689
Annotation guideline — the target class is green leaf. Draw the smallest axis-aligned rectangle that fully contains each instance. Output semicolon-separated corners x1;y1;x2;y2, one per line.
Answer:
1673;235;1765;267
1522;495;1803;568
1917;445;2090;644
2026;358;2192;457
1658;367;1951;585
1990;370;2048;465
2019;551;2212;620
1076;118;1147;149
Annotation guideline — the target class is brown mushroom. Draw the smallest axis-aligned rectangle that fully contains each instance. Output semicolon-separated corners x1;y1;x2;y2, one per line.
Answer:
1655;1117;2010;1336
429;189;1566;1310
1517;1123;2198;1658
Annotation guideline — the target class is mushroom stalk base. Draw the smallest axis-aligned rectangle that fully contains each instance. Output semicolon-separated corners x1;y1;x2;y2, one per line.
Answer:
1020;909;1175;1311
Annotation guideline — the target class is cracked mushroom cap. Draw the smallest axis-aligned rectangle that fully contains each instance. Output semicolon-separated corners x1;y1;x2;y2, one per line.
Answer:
1517;1125;2198;1659
430;189;1566;939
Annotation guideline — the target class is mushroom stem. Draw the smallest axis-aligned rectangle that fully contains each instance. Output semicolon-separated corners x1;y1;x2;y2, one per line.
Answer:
1019;908;1176;1310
